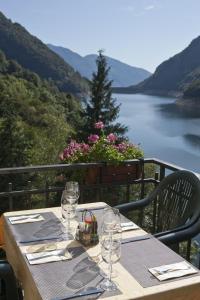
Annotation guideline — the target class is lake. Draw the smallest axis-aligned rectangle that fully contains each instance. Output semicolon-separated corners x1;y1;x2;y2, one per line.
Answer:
115;93;200;173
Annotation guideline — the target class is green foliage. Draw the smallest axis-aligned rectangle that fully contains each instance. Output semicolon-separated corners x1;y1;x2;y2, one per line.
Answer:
183;78;200;99
0;51;84;167
83;50;127;139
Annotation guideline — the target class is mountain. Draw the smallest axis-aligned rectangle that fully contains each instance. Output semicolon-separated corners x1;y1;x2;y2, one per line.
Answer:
0;12;88;94
116;36;200;96
47;44;151;87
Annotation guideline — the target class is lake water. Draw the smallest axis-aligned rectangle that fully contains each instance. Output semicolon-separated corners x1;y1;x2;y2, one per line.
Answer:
115;93;200;173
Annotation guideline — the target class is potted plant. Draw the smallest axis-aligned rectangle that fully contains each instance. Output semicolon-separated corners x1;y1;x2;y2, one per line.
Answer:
59;122;144;184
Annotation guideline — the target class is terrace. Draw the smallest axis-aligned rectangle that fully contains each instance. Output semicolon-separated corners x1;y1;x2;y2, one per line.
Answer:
1;158;200;299
1;158;199;257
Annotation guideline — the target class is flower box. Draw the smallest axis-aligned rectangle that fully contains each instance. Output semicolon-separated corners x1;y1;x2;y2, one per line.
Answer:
85;164;141;184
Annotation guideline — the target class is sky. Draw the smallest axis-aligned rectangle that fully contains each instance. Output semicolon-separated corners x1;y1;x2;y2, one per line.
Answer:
0;0;200;72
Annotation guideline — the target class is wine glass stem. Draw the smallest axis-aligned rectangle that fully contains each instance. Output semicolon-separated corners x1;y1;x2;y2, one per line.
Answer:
108;232;113;282
67;212;70;231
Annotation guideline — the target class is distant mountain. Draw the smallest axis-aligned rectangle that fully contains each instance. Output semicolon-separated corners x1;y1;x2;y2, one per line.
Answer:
0;12;88;94
48;44;151;87
115;36;200;97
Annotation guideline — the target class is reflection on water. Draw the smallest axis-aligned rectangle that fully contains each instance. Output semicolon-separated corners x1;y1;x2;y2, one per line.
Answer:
183;134;200;150
156;102;200;119
115;93;200;173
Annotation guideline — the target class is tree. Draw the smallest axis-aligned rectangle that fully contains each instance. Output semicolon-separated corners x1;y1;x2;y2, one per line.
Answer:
83;50;127;139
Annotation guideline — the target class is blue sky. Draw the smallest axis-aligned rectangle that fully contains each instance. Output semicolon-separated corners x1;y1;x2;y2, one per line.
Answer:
0;0;200;72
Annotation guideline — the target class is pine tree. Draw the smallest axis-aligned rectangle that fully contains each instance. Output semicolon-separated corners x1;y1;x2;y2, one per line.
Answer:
83;50;127;138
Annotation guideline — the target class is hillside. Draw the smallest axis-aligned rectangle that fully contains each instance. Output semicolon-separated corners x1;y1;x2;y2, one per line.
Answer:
116;35;200;96
48;44;151;87
0;12;88;94
0;50;83;168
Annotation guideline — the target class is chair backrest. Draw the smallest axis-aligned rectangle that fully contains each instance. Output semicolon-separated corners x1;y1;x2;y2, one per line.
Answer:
151;170;200;233
0;260;20;300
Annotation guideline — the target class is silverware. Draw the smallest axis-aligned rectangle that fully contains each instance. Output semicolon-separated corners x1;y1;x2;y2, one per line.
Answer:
77;206;107;212
51;287;104;300
19;236;61;243
121;235;151;244
156;266;191;275
10;214;41;222
28;248;71;261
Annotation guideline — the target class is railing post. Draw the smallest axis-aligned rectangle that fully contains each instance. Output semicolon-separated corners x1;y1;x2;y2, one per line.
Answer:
139;159;145;226
152;172;159;233
45;180;50;207
27;181;32;209
160;165;165;181
8;182;13;211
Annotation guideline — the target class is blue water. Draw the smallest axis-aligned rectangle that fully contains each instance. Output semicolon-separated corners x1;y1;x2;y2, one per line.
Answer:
115;93;200;173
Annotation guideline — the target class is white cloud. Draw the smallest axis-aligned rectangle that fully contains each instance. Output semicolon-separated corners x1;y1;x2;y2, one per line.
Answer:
144;5;155;10
121;5;135;12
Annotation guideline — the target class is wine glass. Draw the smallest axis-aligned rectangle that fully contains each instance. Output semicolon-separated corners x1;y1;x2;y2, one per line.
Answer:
100;232;121;291
65;181;79;219
99;207;121;280
61;181;79;238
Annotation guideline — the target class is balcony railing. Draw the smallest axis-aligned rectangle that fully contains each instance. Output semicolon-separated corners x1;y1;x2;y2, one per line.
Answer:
0;157;187;212
0;157;199;264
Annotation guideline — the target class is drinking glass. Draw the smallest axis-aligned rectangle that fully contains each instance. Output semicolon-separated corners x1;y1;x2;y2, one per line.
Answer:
100;233;121;291
99;207;121;283
61;181;79;238
65;181;79;219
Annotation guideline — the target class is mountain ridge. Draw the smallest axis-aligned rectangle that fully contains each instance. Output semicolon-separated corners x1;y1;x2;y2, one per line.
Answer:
115;35;200;98
0;11;88;95
47;44;151;87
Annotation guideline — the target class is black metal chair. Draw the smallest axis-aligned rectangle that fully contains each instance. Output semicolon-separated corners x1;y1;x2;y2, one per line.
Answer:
115;170;200;257
0;260;23;300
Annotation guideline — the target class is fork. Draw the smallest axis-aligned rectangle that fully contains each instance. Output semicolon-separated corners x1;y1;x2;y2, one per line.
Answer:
28;248;73;261
156;265;190;275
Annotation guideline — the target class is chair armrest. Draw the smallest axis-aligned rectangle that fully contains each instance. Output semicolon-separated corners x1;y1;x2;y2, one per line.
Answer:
115;197;152;213
156;218;200;245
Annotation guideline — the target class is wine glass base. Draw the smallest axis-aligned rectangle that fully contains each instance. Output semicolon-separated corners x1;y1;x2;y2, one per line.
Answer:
100;279;118;291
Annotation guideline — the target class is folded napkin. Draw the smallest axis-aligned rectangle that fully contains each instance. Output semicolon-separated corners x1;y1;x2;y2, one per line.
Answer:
121;222;139;231
9;214;44;224
26;248;72;265
149;261;198;281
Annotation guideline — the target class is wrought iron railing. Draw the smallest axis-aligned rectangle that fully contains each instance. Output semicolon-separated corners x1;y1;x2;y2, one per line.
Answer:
0;158;186;212
0;158;199;262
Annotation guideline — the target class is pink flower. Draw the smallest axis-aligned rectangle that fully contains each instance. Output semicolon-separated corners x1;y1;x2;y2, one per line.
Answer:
81;143;90;153
88;134;99;143
95;121;104;129
107;133;117;143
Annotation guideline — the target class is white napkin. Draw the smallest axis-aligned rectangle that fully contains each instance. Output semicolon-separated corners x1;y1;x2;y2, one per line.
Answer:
9;214;44;224
26;248;72;265
149;261;198;281
121;222;139;231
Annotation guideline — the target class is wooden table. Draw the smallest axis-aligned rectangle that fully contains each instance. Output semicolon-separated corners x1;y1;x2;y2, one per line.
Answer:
3;202;200;300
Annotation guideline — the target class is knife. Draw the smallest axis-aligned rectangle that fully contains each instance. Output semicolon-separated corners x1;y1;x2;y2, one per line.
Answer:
9;214;41;221
121;235;151;244
19;236;62;243
51;287;104;300
77;206;107;212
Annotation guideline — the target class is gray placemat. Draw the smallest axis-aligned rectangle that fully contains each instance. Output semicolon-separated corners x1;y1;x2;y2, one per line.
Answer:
24;246;120;300
121;236;200;287
5;212;65;243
